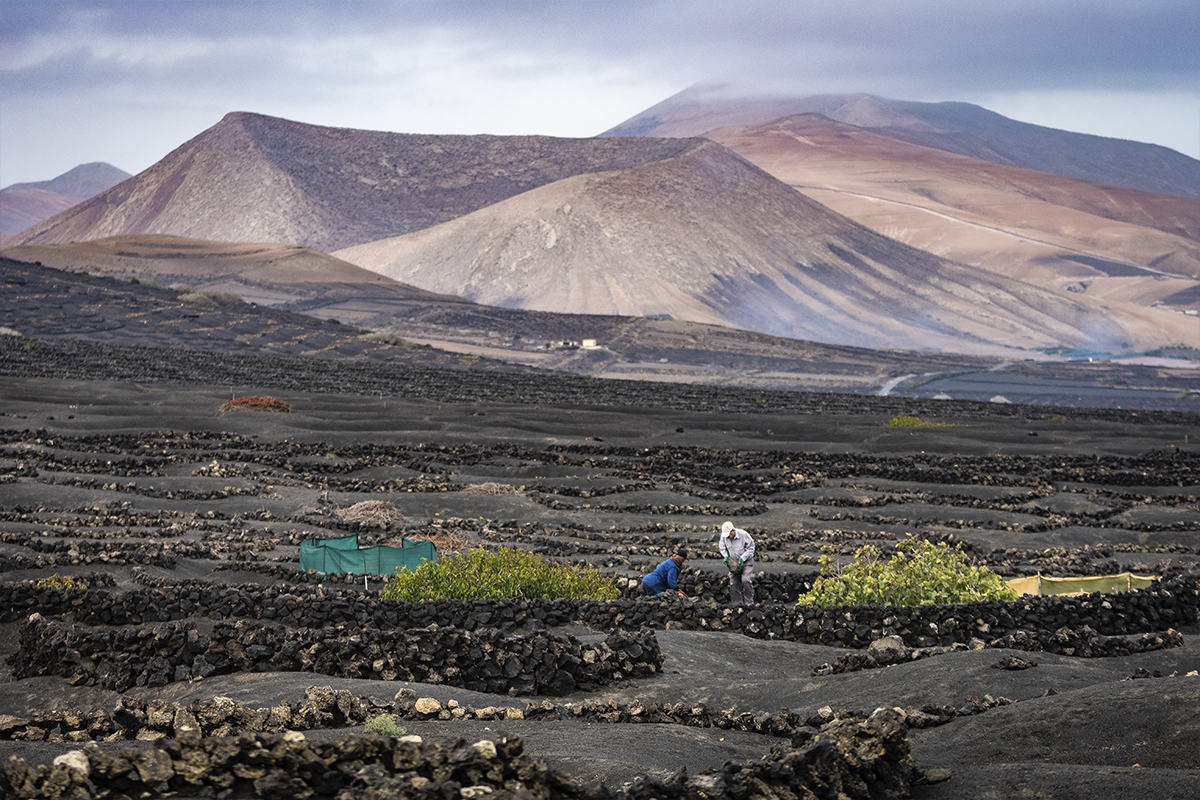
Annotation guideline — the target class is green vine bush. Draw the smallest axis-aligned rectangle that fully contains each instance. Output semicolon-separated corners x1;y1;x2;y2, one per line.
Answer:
887;415;951;428
796;537;1017;607
381;547;620;602
35;574;80;589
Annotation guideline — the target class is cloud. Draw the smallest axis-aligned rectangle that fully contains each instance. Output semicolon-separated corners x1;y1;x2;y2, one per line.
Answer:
1;0;1197;185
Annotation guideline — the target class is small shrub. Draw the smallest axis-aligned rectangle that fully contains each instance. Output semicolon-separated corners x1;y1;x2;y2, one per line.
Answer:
382;546;620;602
796;536;1016;607
220;396;293;413
36;573;80;589
359;331;408;346
887;415;951;428
364;714;404;736
177;289;242;306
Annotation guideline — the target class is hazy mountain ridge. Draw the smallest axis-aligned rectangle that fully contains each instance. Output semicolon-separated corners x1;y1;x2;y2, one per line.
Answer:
602;89;1200;201
0;162;130;234
701;114;1200;293
5;162;133;200
13;112;705;252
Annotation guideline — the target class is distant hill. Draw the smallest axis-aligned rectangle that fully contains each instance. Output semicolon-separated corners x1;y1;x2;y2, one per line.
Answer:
700;114;1200;309
0;234;465;325
0;252;1020;395
602;88;1200;201
0;162;130;234
335;140;1153;357
12;112;703;252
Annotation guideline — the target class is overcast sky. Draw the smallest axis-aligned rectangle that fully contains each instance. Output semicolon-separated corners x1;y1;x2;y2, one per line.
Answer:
2;0;1198;187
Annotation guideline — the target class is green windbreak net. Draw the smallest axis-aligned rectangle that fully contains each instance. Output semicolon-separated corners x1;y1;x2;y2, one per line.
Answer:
299;534;437;575
1006;572;1155;597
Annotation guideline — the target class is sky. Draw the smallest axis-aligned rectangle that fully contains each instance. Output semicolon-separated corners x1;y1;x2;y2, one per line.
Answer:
2;0;1198;188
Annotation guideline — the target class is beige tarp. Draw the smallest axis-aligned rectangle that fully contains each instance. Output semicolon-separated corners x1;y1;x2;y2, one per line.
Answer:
1006;572;1155;597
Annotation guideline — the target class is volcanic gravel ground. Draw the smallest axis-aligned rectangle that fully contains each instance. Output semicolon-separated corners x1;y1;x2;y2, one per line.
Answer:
2;369;1200;798
0;257;524;371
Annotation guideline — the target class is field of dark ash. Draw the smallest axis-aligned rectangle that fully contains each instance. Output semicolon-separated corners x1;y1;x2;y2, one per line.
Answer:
1;345;1200;798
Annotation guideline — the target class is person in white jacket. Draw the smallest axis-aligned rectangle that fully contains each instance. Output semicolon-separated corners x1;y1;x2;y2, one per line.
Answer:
718;520;755;605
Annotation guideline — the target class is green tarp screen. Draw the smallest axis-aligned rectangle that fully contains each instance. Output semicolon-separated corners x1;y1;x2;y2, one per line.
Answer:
299;534;437;575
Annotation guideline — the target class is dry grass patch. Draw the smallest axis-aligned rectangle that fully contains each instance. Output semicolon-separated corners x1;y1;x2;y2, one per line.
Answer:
338;500;405;527
398;530;472;555
220;396;293;413
460;482;522;495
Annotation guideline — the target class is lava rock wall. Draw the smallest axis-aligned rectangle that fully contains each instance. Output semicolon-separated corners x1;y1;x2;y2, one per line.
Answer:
0;710;918;800
3;575;1195;646
10;615;662;695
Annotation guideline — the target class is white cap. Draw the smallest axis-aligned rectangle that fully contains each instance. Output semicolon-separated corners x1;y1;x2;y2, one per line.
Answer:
720;521;734;537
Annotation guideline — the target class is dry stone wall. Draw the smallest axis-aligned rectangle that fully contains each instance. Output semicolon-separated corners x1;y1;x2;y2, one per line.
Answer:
0;709;919;800
0;682;1011;745
10;615;661;695
2;575;1195;647
0;686;376;743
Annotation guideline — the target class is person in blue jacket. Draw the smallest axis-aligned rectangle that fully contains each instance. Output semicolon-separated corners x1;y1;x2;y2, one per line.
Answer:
640;547;688;596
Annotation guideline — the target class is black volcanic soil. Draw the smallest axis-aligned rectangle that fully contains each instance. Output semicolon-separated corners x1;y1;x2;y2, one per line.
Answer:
3;255;1200;797
9;255;1200;411
2;351;1200;798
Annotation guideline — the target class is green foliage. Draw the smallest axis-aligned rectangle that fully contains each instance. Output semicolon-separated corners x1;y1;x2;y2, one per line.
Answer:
36;573;79;589
796;536;1017;607
382;547;620;602
887;415;951;428
364;714;405;736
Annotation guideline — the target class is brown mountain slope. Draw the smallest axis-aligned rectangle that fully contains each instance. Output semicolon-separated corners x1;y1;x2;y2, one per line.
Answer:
602;89;1200;201
0;187;76;236
13;113;704;252
702;115;1200;309
336;141;1177;356
0;162;131;234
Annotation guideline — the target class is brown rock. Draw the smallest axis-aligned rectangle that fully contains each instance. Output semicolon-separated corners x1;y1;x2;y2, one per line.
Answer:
414;697;442;715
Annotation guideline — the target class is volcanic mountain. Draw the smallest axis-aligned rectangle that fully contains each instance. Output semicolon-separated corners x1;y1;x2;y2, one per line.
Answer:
0;162;130;236
12;112;702;253
699;114;1200;310
14;110;1197;358
602;88;1200;201
334;140;1164;356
